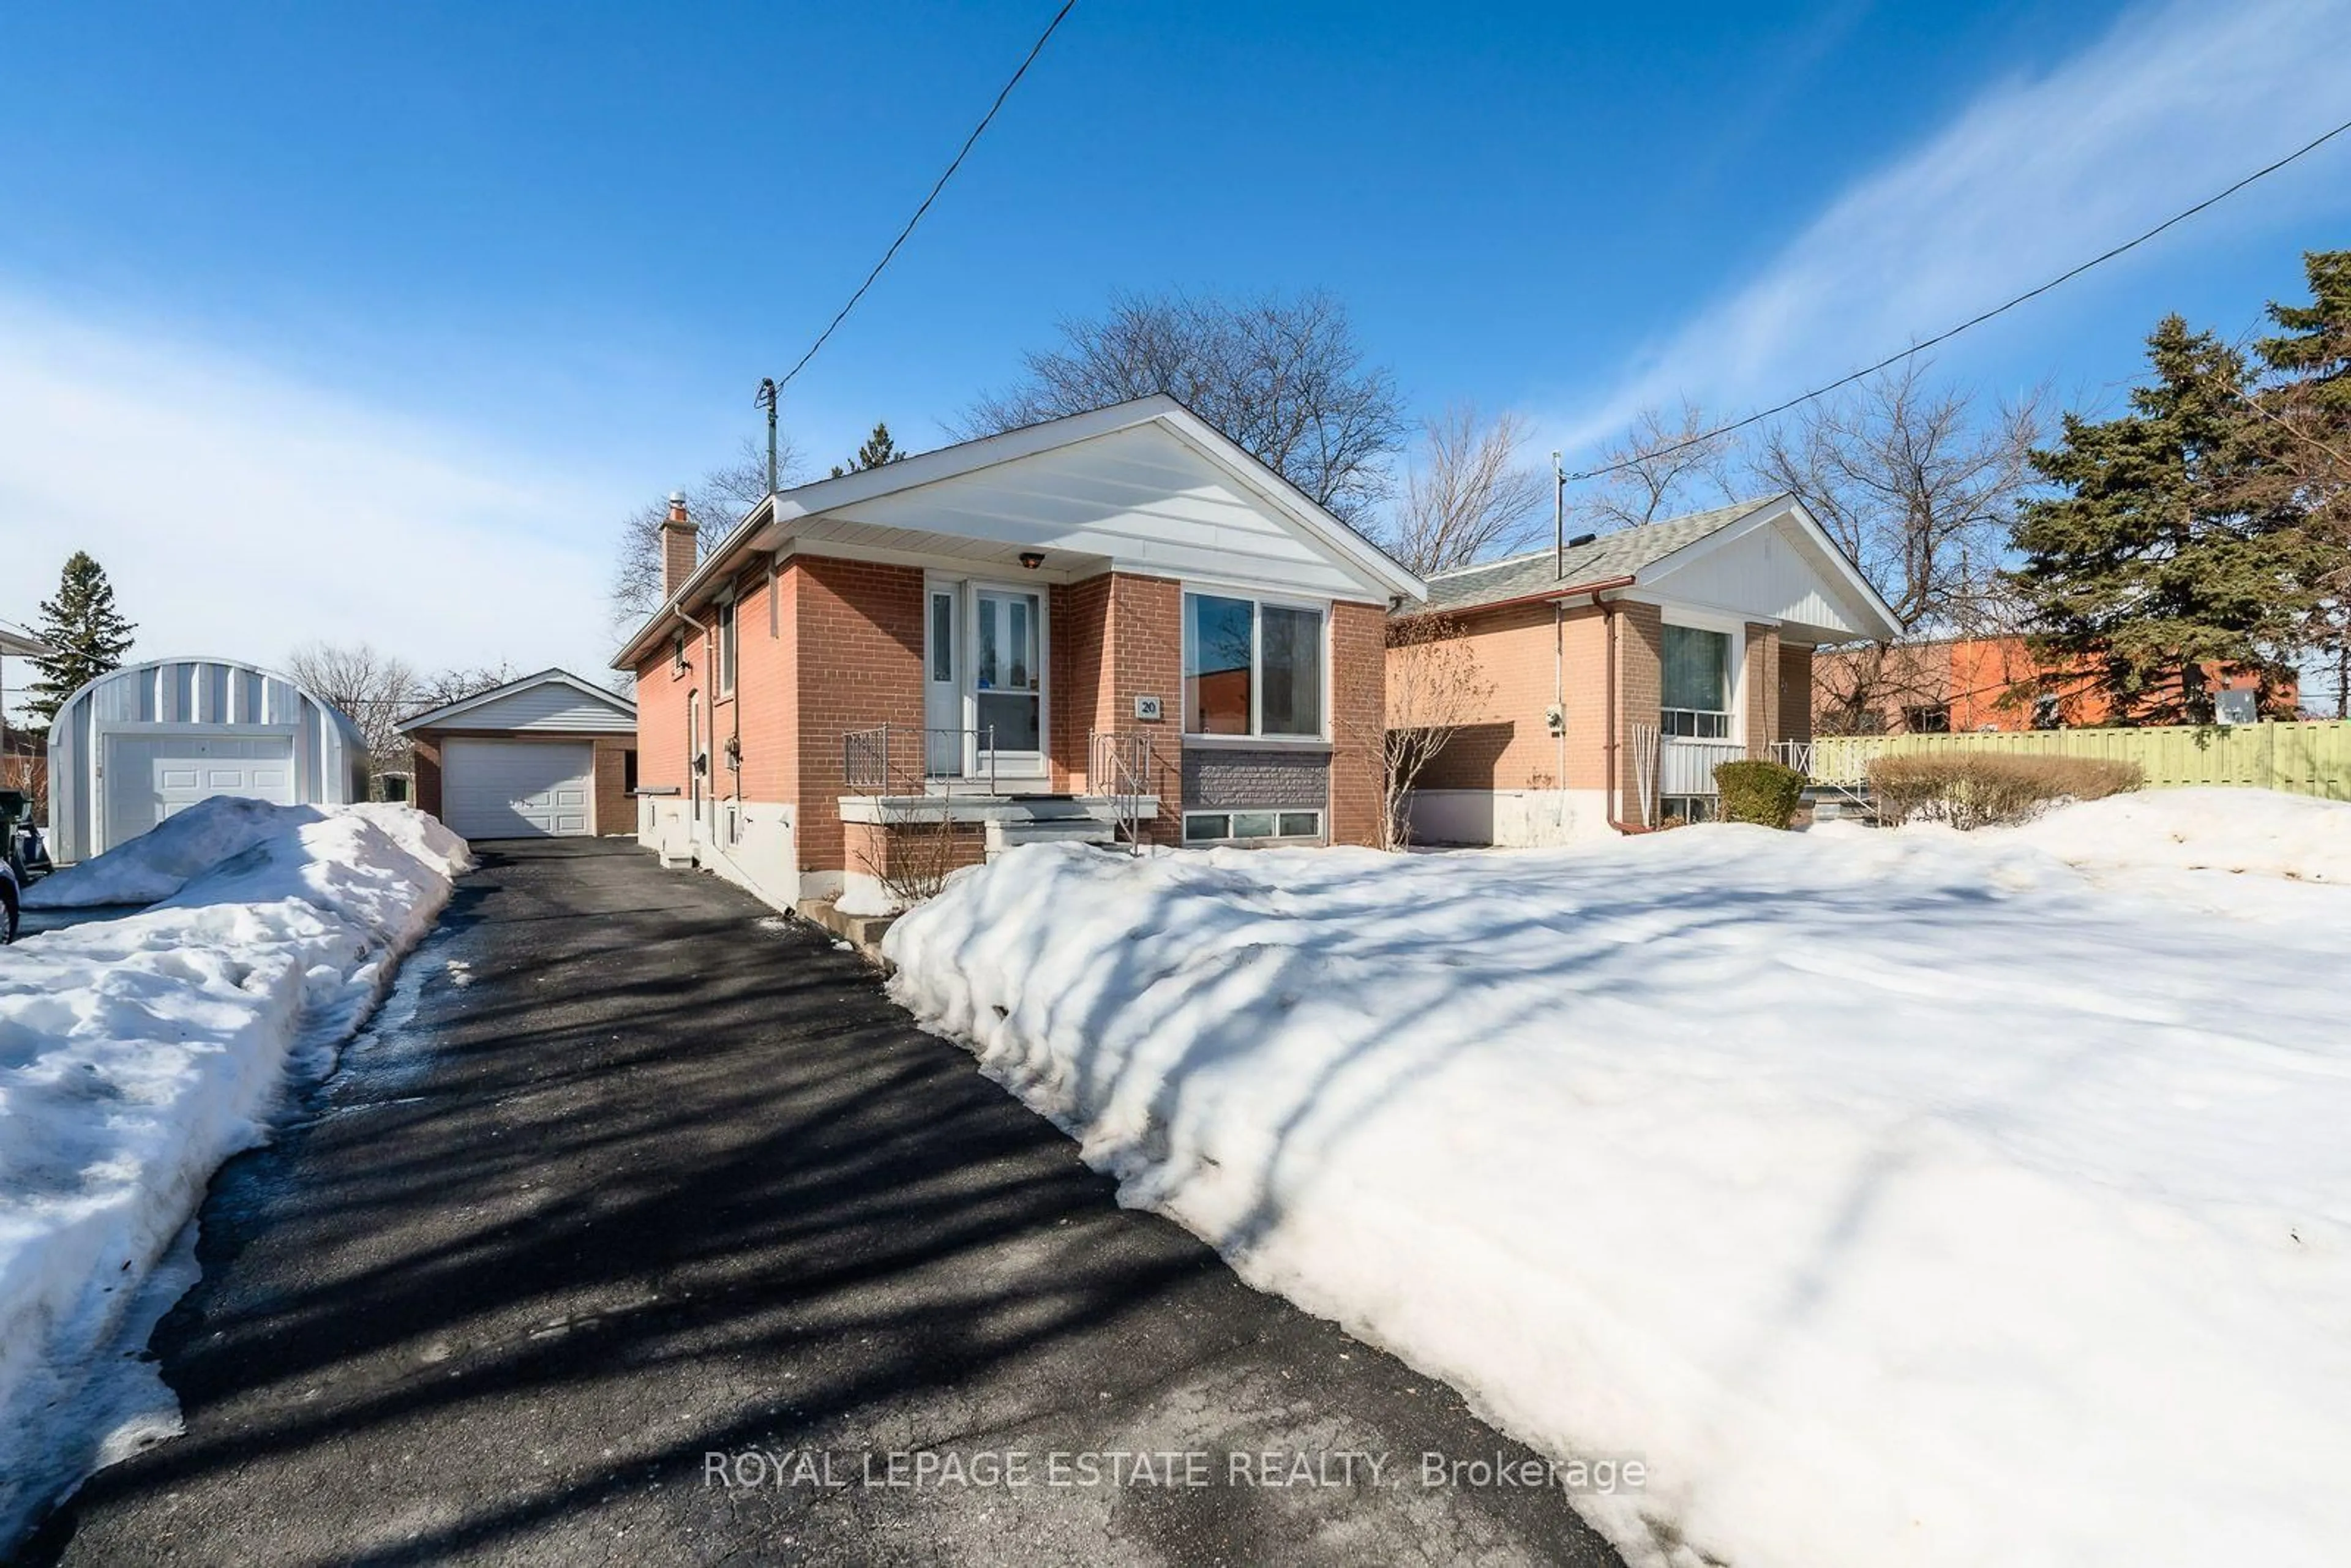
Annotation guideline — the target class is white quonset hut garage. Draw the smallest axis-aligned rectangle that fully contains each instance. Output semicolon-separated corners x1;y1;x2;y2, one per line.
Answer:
46;656;369;863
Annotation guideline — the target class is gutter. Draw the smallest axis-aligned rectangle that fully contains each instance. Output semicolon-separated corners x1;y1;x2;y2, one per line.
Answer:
1393;572;1637;627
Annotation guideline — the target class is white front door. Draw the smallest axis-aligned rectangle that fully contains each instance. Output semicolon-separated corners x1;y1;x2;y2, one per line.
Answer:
972;587;1044;775
103;732;297;853
923;586;960;776
443;739;594;838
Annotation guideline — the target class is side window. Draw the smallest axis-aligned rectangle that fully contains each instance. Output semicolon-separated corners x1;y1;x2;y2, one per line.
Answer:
716;599;738;696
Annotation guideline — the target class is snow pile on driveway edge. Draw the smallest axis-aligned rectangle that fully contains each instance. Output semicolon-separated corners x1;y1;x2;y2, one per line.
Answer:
0;801;470;1547
883;797;2351;1568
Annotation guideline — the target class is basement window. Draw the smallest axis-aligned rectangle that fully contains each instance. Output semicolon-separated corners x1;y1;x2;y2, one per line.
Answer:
1183;809;1324;846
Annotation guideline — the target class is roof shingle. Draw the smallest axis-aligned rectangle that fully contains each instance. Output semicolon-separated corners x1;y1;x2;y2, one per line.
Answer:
1415;497;1783;615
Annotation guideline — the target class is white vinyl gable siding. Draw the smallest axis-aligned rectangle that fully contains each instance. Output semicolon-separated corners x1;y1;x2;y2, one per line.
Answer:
1641;515;1879;642
815;424;1387;604
407;678;636;734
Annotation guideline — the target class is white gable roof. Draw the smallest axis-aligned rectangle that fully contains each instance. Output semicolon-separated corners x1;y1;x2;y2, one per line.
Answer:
1636;495;1901;643
397;668;636;735
613;396;1425;668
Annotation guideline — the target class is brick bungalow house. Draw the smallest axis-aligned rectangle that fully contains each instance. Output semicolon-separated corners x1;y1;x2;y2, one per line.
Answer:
1812;636;2298;734
1393;494;1900;842
612;396;1427;913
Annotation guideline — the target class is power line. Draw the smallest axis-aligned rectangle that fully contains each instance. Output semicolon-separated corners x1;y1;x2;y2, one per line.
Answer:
1565;111;2351;484
771;0;1078;395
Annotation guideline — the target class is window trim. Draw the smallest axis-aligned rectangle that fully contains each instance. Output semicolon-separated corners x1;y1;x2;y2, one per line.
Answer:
1180;586;1332;743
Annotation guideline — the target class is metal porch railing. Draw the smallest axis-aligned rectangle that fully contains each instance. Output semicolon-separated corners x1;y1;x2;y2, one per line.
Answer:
1087;730;1158;854
842;724;998;797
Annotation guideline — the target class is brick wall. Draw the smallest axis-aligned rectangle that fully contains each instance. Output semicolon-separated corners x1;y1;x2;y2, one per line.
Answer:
842;817;988;886
1401;600;1608;795
410;734;443;817
1182;748;1332;814
1779;645;1814;744
1614;601;1663;811
634;637;690;795
1053;575;1112;792
1327;600;1386;846
1743;622;1782;751
793;555;925;875
708;560;795;811
590;736;631;832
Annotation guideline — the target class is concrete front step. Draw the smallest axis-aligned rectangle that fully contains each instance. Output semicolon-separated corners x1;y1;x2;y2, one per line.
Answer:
984;818;1116;857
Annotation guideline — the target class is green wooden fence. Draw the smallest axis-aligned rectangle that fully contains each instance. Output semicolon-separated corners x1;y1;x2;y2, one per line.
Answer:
1807;721;2351;800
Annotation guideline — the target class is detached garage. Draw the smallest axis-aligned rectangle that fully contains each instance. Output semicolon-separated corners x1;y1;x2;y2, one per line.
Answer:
399;669;636;840
45;656;370;863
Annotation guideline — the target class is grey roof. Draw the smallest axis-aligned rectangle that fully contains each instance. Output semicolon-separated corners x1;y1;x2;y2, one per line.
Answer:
1417;497;1783;615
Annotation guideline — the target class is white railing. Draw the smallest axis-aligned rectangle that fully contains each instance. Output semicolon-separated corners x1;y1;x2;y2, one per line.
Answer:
1659;737;1747;798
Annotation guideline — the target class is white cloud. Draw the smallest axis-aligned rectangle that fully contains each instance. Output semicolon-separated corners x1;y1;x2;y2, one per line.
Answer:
1555;0;2351;452
0;291;626;697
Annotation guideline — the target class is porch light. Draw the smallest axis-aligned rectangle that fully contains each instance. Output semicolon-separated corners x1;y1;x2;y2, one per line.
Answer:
1018;550;1046;569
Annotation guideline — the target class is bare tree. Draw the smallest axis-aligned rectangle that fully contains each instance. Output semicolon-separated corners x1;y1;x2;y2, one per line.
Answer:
1751;361;2042;632
1382;406;1550;573
1747;362;2043;733
1379;614;1496;849
963;289;1405;525
608;435;798;634
285;642;419;778
410;662;520;711
1573;401;1741;532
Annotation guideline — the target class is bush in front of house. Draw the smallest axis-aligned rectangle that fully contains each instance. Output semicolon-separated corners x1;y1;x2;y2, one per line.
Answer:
1713;759;1808;829
1867;752;2145;830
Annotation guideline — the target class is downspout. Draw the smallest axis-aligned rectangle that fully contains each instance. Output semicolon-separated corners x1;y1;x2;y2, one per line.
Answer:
1553;602;1565;802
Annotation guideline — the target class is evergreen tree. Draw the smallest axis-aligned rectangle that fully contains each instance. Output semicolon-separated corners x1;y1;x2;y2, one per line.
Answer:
2248;250;2351;708
2008;316;2319;724
26;552;137;727
830;421;905;478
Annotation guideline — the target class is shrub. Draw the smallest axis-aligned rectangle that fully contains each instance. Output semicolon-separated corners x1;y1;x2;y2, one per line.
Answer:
1866;752;2144;830
1713;758;1807;829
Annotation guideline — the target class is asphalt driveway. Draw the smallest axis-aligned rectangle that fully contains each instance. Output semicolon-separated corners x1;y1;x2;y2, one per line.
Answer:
30;839;1624;1566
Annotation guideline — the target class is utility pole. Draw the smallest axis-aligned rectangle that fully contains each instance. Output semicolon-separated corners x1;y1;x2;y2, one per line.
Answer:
755;378;780;496
1553;451;1565;580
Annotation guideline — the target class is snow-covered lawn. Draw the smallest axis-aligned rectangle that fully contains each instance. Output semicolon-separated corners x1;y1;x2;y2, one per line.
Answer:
0;800;468;1546
885;790;2351;1568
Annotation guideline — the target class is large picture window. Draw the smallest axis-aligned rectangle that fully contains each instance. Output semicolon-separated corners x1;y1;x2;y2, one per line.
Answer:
1661;624;1730;738
1183;593;1325;738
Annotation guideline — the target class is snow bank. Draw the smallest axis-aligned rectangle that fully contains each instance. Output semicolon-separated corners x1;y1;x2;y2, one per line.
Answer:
0;802;469;1545
885;799;2351;1568
1996;784;2351;882
23;795;297;908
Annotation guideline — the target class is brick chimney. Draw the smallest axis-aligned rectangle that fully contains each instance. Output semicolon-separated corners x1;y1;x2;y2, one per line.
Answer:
659;492;697;599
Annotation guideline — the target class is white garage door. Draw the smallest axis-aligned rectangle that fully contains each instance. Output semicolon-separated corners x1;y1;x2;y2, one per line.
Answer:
443;739;594;838
103;733;296;854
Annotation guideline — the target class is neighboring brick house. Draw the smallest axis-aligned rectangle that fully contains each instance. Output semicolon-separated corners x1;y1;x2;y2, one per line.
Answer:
610;396;1425;913
1393;495;1900;843
1812;636;2299;735
396;669;637;839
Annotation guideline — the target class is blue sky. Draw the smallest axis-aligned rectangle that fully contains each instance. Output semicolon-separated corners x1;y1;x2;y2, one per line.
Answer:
1;0;2346;686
